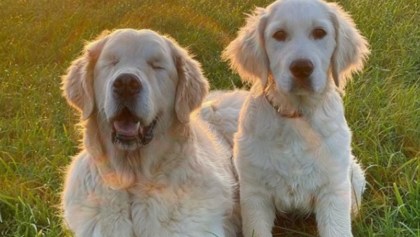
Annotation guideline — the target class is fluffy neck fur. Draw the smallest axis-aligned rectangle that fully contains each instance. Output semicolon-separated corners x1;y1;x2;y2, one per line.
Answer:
82;113;193;190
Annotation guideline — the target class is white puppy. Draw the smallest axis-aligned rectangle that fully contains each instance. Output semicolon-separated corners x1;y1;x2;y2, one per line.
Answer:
61;29;241;237
223;0;369;236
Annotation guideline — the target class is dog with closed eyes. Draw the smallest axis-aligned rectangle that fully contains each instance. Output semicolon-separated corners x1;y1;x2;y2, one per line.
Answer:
61;28;243;237
223;0;370;236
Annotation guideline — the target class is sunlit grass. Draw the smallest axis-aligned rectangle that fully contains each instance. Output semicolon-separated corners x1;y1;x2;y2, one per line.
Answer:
0;0;418;236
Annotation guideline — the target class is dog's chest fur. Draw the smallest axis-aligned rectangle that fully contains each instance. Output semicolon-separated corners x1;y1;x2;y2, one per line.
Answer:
236;93;351;213
127;169;229;236
64;140;233;237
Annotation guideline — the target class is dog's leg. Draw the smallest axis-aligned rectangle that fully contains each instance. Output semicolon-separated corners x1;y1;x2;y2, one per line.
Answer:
63;156;134;237
240;183;275;237
350;159;366;215
314;181;353;237
65;194;134;237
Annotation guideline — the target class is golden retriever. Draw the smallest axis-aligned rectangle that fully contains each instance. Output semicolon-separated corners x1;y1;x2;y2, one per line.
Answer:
223;0;370;236
61;28;241;237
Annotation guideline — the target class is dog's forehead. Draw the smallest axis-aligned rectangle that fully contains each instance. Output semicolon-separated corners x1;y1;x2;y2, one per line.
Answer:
269;0;331;26
103;30;170;59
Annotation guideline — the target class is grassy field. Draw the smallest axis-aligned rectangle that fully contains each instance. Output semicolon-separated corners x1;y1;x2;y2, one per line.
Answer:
0;0;418;236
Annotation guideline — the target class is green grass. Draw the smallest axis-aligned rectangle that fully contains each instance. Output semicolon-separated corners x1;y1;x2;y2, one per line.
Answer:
0;0;418;236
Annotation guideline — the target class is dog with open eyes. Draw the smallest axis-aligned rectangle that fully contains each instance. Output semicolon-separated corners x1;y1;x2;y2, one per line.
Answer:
223;0;370;236
61;28;243;237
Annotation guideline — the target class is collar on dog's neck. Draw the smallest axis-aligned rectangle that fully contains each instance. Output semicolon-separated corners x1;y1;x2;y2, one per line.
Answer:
264;94;303;118
263;75;303;119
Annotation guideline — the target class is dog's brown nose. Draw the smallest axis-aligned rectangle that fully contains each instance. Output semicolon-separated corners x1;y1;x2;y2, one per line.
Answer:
113;73;142;99
290;59;314;79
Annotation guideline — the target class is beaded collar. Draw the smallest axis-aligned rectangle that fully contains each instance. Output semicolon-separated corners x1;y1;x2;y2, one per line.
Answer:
263;75;303;118
264;94;303;119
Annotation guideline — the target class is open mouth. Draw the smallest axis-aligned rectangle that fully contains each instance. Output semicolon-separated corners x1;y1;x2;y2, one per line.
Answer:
111;107;157;148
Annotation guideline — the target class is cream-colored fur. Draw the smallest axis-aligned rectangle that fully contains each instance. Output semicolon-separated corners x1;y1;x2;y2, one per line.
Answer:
61;29;242;237
223;0;369;236
200;90;249;147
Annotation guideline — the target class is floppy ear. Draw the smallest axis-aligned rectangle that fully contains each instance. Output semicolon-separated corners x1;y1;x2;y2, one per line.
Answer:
168;38;209;124
329;3;370;88
222;7;269;86
61;31;110;120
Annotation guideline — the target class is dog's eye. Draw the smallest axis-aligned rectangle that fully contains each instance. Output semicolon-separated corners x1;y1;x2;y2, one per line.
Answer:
110;57;119;66
148;61;164;70
312;28;327;40
273;30;288;42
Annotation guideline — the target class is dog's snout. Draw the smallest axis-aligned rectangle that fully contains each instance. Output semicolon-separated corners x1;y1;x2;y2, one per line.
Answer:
113;73;142;98
290;59;314;79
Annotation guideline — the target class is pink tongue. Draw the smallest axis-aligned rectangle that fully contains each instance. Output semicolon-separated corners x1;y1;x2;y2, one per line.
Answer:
113;120;140;137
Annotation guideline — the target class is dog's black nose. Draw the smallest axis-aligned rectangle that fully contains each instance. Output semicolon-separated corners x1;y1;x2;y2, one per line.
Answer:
290;59;314;79
113;73;142;99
